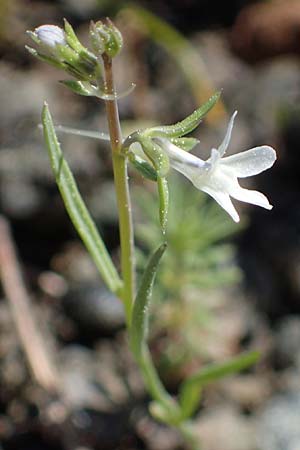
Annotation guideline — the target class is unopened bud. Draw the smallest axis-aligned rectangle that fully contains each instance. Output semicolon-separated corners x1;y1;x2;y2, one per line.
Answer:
90;19;123;58
27;21;100;82
35;25;66;48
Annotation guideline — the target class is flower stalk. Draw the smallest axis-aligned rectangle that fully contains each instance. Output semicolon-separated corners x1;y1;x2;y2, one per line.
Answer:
102;53;135;325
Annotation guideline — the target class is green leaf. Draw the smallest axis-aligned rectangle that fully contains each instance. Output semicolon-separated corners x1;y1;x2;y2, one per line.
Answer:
130;243;167;359
170;137;199;152
42;103;123;296
157;177;169;233
178;351;260;419
147;91;221;138
140;136;170;177
60;80;93;96
128;152;158;181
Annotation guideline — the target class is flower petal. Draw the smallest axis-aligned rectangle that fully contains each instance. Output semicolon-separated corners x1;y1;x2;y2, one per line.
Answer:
155;138;210;182
156;138;205;167
218;111;237;156
209;148;221;166
201;186;240;222
35;25;66;48
228;185;273;210
220;146;276;178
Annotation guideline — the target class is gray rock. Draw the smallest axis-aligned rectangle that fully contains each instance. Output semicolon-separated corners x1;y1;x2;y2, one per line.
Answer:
64;284;125;335
257;391;300;450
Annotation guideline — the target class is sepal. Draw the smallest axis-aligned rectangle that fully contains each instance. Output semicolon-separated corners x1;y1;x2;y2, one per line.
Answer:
157;177;169;234
147;91;221;138
170;137;199;152
128;153;158;181
139;136;170;178
25;45;64;69
64;19;86;53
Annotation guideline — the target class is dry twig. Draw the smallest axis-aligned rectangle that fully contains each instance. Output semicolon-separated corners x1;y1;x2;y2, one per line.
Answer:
0;215;60;392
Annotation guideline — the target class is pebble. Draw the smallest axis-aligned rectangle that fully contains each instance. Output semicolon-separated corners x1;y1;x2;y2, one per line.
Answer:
64;283;125;336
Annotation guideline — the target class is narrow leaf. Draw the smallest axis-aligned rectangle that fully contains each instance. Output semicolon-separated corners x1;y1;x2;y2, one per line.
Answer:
42;103;123;295
179;351;260;419
157;177;169;233
130;243;167;359
148;91;221;138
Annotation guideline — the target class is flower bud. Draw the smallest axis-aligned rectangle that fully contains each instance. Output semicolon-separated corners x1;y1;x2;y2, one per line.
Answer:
90;19;123;58
35;25;66;48
27;21;100;83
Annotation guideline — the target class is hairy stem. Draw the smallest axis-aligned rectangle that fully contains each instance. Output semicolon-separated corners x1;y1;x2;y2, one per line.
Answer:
103;53;135;325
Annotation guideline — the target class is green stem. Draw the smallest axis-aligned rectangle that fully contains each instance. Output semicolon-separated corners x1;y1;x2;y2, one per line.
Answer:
178;422;201;450
139;345;180;415
102;52;198;450
102;53;135;325
139;346;199;448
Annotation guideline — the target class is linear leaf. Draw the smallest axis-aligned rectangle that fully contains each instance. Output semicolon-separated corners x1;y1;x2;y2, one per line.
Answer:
179;351;260;419
130;243;167;359
42;103;123;295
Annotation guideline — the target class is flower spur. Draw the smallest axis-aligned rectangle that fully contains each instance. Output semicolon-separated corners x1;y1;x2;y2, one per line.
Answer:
156;111;276;222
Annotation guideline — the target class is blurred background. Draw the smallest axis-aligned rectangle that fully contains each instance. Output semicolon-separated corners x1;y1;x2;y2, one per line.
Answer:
1;0;300;449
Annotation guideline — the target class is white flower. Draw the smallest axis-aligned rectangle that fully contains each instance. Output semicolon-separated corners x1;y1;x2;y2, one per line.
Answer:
156;111;277;222
35;25;66;48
